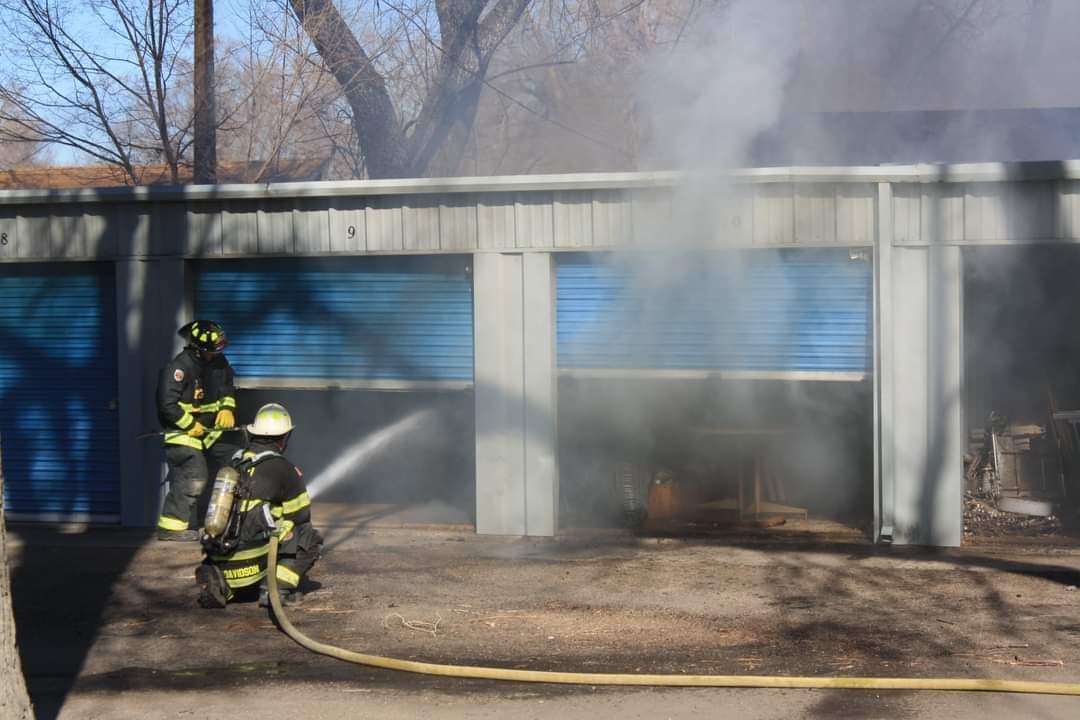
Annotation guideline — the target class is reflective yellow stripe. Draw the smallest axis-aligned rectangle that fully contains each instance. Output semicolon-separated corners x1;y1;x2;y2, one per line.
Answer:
179;400;222;414
271;506;283;518
203;430;222;448
157;515;188;531
175;412;195;430
275;564;300;589
222;565;266;588
211;544;269;562
282;492;310;515
238;498;265;512
221;396;236;409
164;432;203;450
276;520;295;540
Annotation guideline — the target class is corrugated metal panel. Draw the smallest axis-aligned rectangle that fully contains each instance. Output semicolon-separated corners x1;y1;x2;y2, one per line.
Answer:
112;203;151;257
836;185;875;246
592;190;632;248
328;202;366;253
556;249;872;373
478;194;516;249
794;184;837;244
403;196;440;250
257;203;293;253
554;191;593;248
222;201;259;255
893;184;922;244
439;195;478;250
515;193;554;248
753;184;795;245
293;199;331;254
367;196;404;251
0;264;120;517
195;256;474;383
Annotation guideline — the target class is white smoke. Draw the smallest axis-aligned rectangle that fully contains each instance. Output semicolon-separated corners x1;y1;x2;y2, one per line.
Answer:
306;408;435;500
639;0;800;174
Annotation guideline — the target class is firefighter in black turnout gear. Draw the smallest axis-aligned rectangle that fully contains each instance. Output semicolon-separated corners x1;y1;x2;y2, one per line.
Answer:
195;402;323;609
156;320;239;541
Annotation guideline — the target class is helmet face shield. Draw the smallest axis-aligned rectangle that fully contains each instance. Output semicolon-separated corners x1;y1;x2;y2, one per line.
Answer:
181;320;227;354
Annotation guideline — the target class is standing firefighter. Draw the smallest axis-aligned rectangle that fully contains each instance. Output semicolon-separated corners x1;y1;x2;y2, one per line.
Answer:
195;402;323;609
156;320;239;541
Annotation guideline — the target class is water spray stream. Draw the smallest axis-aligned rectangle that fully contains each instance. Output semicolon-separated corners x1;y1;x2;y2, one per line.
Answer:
306;408;435;501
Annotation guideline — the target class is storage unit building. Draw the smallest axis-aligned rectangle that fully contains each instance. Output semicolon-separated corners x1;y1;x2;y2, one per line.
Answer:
3;163;1072;545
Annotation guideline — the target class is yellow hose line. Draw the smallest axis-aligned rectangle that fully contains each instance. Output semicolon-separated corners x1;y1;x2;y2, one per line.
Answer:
267;537;1080;695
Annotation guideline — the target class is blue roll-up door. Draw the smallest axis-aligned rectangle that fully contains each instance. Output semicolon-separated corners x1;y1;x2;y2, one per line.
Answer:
557;249;872;375
195;256;474;385
0;263;120;519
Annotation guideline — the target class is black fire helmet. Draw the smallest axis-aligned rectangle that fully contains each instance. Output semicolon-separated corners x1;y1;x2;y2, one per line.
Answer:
179;320;227;353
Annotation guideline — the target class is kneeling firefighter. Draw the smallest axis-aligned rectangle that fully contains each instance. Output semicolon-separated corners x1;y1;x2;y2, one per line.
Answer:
195;402;323;609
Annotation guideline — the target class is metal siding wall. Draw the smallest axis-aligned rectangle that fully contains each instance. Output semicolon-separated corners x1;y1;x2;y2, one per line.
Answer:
0;264;120;517
556;249;872;373
195;257;474;383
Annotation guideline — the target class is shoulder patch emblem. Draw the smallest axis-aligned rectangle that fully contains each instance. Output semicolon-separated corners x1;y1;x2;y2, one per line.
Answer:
173;368;185;382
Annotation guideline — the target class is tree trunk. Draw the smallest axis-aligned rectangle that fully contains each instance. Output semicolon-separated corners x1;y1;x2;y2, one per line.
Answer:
289;0;529;179
194;0;218;184
0;437;33;719
288;0;410;178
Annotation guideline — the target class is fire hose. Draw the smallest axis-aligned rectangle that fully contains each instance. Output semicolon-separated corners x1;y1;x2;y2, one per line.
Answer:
265;537;1080;695
136;427;241;440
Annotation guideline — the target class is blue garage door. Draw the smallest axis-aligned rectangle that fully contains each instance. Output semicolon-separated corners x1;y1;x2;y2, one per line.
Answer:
195;256;474;385
0;263;120;519
557;249;872;375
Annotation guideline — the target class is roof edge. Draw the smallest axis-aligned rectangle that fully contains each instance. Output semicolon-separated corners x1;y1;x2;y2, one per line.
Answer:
2;161;1079;206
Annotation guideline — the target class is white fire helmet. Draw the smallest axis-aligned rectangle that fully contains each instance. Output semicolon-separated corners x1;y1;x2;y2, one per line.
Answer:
246;403;295;438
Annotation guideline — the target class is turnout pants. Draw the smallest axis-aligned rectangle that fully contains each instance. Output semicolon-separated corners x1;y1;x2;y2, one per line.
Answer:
207;523;324;600
158;441;239;532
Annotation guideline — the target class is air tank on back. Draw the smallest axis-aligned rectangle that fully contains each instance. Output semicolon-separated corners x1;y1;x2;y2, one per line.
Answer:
204;465;239;538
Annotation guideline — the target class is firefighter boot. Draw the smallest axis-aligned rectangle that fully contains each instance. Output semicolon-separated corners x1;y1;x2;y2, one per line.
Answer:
258;586;303;608
195;564;230;609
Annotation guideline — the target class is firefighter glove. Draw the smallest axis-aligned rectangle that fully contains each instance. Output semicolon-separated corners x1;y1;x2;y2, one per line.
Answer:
187;421;208;438
215;409;235;429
